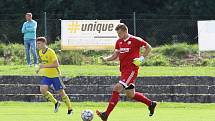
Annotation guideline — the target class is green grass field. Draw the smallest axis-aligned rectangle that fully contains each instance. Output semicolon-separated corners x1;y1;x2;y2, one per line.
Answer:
0;102;215;121
0;65;214;77
0;65;214;121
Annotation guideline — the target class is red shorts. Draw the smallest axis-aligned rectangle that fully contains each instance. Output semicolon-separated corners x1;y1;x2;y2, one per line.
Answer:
119;69;138;88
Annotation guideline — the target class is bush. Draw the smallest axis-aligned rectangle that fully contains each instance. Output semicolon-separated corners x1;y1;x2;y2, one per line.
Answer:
48;41;61;54
0;43;6;57
82;50;112;57
58;51;84;65
144;54;170;66
153;43;198;58
0;42;214;66
1;43;25;65
201;58;215;67
0;57;4;65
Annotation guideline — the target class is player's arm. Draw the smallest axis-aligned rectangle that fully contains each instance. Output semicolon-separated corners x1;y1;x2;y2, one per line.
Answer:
133;37;152;66
142;42;152;58
35;56;59;73
101;49;119;61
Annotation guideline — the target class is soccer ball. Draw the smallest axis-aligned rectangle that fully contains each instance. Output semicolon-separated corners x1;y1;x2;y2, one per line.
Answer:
81;109;94;121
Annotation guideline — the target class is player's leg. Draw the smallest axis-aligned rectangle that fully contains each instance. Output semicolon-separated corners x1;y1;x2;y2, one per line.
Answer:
125;87;156;116
52;77;73;115
58;89;73;115
40;85;57;104
125;87;151;106
124;70;157;116
123;70;151;106
96;83;123;121
30;39;38;65
40;77;59;112
24;40;31;65
105;83;123;116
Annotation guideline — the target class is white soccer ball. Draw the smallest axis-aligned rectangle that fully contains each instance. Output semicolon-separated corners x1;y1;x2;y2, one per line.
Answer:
81;109;94;121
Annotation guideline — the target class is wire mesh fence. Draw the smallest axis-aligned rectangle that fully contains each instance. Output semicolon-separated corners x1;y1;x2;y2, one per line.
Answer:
0;13;198;46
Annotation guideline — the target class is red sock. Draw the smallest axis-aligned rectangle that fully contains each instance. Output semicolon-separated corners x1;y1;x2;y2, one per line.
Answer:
133;92;151;106
105;91;120;116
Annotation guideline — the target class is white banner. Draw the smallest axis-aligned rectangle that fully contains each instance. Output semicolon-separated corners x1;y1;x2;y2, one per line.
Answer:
198;20;215;51
61;20;120;50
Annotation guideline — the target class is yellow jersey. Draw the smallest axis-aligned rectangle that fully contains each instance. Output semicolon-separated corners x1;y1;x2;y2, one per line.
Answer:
38;48;61;78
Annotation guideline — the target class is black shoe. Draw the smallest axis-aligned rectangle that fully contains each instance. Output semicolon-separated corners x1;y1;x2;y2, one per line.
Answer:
96;110;108;121
148;101;157;116
54;101;61;113
67;109;73;115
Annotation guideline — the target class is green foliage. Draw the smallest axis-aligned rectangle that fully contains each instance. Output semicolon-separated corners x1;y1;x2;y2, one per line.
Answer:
153;43;198;58
0;43;25;65
202;58;215;67
59;51;84;65
48;41;61;53
151;43;205;66
145;54;170;66
0;58;4;65
0;43;6;56
2;0;215;44
1;42;215;66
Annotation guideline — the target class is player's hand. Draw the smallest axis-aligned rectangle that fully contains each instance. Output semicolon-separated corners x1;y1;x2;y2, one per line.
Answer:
34;65;40;74
133;56;144;67
39;64;45;69
100;56;106;62
35;64;45;73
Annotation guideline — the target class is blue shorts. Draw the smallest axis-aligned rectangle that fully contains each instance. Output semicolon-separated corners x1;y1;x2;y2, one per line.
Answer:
41;77;65;91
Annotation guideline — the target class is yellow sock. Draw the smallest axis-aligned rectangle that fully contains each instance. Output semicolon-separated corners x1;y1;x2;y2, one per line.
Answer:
62;95;72;110
43;91;57;104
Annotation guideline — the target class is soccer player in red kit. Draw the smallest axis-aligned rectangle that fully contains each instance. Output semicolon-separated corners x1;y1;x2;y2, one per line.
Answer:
96;23;157;121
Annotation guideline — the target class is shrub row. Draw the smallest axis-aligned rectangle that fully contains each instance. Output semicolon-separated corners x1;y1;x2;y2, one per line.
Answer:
0;42;214;66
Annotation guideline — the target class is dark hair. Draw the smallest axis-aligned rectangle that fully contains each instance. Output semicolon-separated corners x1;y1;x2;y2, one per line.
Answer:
36;37;47;44
115;23;128;31
25;13;32;17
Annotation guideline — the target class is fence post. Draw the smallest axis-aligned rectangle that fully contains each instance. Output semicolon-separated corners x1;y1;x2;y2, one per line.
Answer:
44;12;47;37
133;12;136;36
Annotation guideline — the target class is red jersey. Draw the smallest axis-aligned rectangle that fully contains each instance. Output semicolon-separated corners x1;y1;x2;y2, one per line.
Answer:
115;35;147;72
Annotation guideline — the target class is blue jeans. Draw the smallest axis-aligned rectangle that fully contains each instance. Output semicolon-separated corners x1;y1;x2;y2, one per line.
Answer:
24;39;38;65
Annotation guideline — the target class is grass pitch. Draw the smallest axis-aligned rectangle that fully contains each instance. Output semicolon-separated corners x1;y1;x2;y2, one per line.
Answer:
0;101;214;121
0;65;214;77
0;65;214;121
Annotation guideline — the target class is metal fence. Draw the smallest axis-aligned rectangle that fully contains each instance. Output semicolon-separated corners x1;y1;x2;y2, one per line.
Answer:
0;13;198;46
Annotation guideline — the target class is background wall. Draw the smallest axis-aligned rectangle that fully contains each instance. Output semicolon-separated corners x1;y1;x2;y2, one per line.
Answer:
0;76;214;103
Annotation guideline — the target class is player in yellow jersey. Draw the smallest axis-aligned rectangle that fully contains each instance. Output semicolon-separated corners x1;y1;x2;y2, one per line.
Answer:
36;37;73;115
